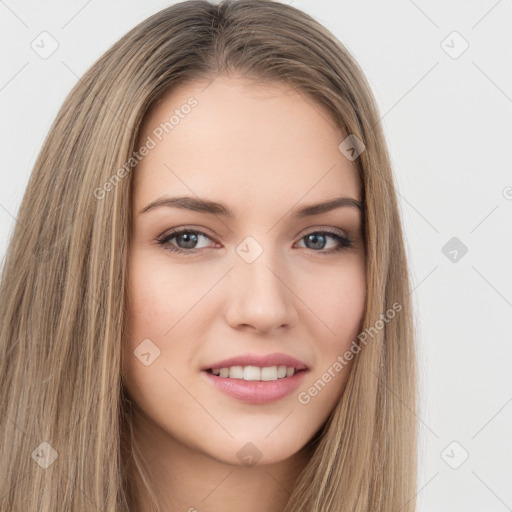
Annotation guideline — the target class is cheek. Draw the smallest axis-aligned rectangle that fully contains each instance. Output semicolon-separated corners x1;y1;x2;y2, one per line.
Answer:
123;251;217;386
123;256;177;384
126;253;198;341
122;255;201;413
332;276;366;340
294;264;365;413
298;258;366;341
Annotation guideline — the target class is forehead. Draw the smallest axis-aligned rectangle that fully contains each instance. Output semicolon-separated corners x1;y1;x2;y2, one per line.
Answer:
133;76;361;215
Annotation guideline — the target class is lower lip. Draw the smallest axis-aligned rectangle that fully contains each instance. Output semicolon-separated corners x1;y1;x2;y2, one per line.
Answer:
201;369;308;404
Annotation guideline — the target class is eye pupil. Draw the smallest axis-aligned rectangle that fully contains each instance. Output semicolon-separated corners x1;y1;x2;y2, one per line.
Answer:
306;233;326;250
177;232;198;249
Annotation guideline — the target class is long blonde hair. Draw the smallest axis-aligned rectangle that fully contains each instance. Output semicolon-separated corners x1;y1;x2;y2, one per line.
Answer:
0;1;417;510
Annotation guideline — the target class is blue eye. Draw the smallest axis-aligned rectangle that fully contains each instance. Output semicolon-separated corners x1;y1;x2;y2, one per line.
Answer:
155;228;354;255
157;230;214;252
297;231;353;253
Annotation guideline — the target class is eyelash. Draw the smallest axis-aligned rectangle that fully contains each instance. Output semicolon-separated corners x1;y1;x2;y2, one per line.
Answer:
155;228;354;255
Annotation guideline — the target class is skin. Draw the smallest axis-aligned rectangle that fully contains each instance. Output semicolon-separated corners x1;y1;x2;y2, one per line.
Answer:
122;75;366;512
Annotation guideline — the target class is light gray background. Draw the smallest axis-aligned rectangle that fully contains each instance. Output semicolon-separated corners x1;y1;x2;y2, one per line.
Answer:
1;1;511;510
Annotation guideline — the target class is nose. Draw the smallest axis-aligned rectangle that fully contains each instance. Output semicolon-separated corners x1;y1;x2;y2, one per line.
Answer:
224;245;299;335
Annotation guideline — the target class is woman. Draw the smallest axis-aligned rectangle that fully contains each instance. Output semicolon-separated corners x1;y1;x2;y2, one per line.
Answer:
0;1;417;510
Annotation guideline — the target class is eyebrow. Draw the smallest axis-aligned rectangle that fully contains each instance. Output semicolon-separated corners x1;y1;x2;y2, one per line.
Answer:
139;195;363;217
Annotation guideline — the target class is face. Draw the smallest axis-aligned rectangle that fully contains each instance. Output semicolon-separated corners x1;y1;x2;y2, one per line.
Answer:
122;75;366;467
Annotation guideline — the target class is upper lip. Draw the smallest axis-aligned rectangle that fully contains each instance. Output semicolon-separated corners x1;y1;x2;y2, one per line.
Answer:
202;352;309;371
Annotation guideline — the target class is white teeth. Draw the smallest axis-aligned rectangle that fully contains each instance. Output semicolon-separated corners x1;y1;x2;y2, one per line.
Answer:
210;365;298;381
277;365;287;378
229;365;244;379
243;366;261;381
260;366;277;381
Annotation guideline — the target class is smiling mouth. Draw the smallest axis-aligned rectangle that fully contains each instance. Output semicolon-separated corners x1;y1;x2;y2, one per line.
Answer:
205;365;306;382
